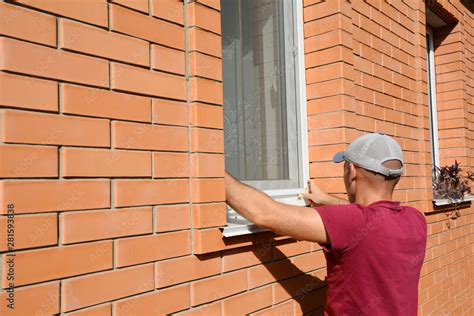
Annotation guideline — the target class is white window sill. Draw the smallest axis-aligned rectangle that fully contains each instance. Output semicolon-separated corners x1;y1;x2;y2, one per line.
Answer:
222;223;268;237
222;190;306;237
433;195;474;206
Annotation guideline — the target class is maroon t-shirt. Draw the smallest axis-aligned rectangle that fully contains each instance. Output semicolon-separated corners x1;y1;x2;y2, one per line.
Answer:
315;200;427;315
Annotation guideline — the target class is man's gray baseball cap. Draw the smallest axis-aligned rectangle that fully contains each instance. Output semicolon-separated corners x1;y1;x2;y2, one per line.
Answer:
333;132;404;177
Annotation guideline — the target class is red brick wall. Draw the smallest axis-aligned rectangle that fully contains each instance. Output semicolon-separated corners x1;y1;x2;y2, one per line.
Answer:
305;0;474;314
421;1;474;314
0;0;472;314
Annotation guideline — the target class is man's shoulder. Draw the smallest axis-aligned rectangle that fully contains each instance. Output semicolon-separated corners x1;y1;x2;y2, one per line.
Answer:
401;204;428;230
401;204;426;220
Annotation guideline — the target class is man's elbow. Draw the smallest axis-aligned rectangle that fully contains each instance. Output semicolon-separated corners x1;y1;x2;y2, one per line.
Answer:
251;200;280;230
251;211;267;228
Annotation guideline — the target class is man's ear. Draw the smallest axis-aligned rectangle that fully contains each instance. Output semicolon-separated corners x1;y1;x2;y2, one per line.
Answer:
349;162;358;181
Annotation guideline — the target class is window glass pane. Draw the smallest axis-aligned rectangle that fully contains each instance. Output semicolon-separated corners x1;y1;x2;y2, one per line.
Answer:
222;0;289;182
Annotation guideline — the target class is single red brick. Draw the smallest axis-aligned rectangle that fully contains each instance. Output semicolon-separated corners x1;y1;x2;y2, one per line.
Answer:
307;79;353;100
111;0;148;13
155;254;220;288
307;111;348;130
0;72;58;112
1;241;113;287
291;251;326;275
190;77;223;104
113;179;189;207
273;240;312;259
152;45;185;75
192;178;225;203
189;52;222;81
0;37;108;87
111;4;184;49
248;259;293;288
306;62;350;84
153;152;189;178
197;0;220;10
222;286;272;314
14;0;107;26
305;46;352;68
155;204;191;232
222;244;273;272
0;109;110;147
0;180;110;214
112;121;188;151
151;0;184;25
61;147;151;178
60;207;152;244
189;27;221;57
305;30;350;54
190;153;225;177
188;2;221;34
0;282;59;315
308;144;346;162
304;13;346;38
308;128;345;146
62;83;151;122
113;284;190;315
111;62;186;100
152;99;187;126
310;161;344;178
0;213;57;251
190;270;247;306
191;128;224;153
190;103;223;129
114;231;191;267
192;203;227;229
0;1;56;46
194;228;254;254
60;19;149;66
304;1;340;22
0;144;58;178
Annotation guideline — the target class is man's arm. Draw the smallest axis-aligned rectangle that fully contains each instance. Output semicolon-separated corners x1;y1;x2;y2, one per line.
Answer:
224;172;329;244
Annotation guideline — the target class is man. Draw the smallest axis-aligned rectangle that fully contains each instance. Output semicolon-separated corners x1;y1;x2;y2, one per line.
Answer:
224;132;427;315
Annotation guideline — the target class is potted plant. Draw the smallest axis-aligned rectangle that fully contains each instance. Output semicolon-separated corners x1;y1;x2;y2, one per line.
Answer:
432;160;474;206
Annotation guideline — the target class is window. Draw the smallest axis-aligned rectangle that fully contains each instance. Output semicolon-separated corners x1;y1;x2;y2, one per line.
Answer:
426;26;440;175
220;0;308;236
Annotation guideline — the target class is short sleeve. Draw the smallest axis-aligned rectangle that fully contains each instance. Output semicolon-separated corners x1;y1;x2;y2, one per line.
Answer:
315;204;366;253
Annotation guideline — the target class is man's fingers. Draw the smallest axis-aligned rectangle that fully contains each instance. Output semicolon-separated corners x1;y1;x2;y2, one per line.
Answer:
302;191;314;205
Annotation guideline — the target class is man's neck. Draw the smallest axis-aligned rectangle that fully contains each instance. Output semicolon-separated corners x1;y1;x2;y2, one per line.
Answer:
354;192;393;206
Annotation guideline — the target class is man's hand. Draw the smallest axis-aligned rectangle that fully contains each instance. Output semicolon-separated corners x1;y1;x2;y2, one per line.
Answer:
303;179;349;206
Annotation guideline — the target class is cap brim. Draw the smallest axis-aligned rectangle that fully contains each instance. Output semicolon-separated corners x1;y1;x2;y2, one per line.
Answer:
333;151;345;163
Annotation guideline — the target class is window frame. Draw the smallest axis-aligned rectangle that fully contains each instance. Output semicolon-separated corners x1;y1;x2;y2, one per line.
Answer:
426;27;441;174
222;0;309;237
